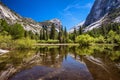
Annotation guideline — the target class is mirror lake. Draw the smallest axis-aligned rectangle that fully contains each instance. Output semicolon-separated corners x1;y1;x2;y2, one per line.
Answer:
0;45;120;80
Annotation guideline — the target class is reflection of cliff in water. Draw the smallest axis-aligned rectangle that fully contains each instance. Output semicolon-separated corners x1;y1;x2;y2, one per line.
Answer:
83;56;112;80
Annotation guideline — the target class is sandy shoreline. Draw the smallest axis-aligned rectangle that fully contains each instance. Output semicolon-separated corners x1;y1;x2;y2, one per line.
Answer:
35;43;79;46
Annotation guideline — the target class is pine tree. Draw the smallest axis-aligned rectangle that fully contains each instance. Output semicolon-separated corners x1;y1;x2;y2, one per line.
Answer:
24;31;28;38
50;23;56;40
35;33;39;40
58;26;64;43
73;28;77;42
79;26;82;35
40;29;43;40
43;29;46;40
58;27;62;43
64;27;67;43
46;28;49;40
101;25;107;37
0;19;9;32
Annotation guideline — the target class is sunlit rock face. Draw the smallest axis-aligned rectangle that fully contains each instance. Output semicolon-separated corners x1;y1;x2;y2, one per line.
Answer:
50;18;62;28
0;2;42;33
69;21;85;33
85;0;120;26
84;0;120;31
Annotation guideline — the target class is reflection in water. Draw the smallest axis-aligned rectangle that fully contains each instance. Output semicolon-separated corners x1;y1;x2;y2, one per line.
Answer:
0;45;120;80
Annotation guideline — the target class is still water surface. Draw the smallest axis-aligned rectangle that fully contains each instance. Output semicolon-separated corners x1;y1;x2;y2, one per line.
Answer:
0;45;120;80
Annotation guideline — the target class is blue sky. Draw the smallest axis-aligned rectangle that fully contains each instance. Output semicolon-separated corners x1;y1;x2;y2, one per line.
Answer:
2;0;95;30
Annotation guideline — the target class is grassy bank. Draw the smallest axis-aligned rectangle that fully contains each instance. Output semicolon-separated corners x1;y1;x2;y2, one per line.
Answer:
0;35;36;50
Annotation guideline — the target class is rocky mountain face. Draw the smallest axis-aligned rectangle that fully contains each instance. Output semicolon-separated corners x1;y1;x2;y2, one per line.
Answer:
0;2;62;33
69;21;84;33
0;2;42;33
84;0;120;31
39;18;62;31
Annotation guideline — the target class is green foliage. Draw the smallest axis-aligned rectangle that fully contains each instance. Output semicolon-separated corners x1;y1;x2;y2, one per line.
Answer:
50;24;56;40
15;38;36;49
42;29;46;40
79;26;82;35
76;34;94;46
107;30;116;43
38;39;59;43
39;28;49;40
115;35;120;45
0;35;14;49
46;29;49;40
67;39;74;43
0;19;39;50
47;39;59;43
63;27;68;43
38;24;69;43
87;23;120;37
24;30;29;38
86;23;120;45
76;46;93;55
0;19;9;32
106;30;120;44
0;31;9;36
10;23;25;39
73;28;77;42
95;35;105;43
58;26;63;43
110;51;120;61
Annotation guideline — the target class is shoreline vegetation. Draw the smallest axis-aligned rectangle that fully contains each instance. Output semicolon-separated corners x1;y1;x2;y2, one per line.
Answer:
0;19;120;51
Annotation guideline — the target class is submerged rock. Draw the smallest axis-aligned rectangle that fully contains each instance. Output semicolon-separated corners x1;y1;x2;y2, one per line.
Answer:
0;49;9;55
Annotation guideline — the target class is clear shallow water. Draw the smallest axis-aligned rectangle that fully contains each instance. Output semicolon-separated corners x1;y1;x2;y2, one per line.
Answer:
0;45;120;80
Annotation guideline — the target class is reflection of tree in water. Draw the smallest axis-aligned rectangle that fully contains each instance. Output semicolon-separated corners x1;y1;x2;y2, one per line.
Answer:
74;45;120;62
75;46;93;56
38;46;69;68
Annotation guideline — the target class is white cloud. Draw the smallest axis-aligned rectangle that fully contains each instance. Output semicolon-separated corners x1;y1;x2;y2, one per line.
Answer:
84;3;93;8
64;3;80;11
64;3;93;11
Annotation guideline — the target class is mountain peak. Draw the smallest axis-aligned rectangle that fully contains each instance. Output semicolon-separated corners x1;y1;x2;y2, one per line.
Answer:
50;18;62;26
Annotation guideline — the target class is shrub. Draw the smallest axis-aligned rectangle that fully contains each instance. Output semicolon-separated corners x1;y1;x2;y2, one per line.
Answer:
67;39;74;43
107;30;120;44
47;39;59;43
15;38;36;49
0;35;13;49
38;39;59;43
115;34;120;45
95;35;105;43
76;34;94;46
37;40;46;43
107;30;116;43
